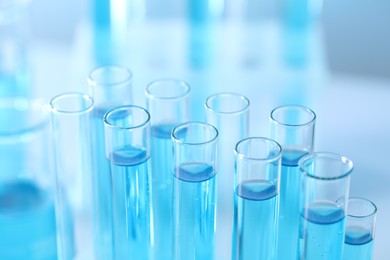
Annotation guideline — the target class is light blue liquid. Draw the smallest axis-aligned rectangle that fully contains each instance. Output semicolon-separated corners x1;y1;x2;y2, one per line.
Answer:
299;202;345;260
173;162;216;260
277;149;309;260
343;226;374;260
91;107;114;259
232;180;279;260
109;146;153;260
0;180;57;259
150;124;175;260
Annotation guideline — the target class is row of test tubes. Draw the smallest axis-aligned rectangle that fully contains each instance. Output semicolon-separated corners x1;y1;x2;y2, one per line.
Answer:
0;65;377;260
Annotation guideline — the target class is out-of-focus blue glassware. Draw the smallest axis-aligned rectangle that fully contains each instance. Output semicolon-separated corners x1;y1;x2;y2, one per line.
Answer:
281;0;310;67
205;92;250;259
50;93;95;259
146;79;190;260
90;0;129;65
232;137;281;260
104;105;153;260
0;0;31;97
270;105;316;260
298;152;353;260
172;121;218;260
91;0;113;64
187;0;222;121
88;65;133;259
187;0;213;69
0;98;57;259
343;197;377;260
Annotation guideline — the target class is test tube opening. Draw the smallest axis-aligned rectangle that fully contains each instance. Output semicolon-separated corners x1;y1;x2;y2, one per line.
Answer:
172;121;218;145
270;105;316;126
50;93;94;114
104;105;150;130
235;137;282;162
205;92;250;114
146;79;190;100
299;152;353;180
88;65;133;86
347;197;378;218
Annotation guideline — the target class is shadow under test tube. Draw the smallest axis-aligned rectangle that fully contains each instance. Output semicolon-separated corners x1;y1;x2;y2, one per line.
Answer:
172;122;218;260
0;98;57;259
270;105;316;260
88;65;133;259
145;79;190;260
298;152;353;260
103;106;153;260
343;197;377;260
205;92;250;260
232;137;281;260
50;93;95;260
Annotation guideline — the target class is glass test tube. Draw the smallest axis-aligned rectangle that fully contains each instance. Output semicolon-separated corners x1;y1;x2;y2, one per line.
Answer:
0;98;57;259
343;198;377;260
145;79;190;260
232;137;281;260
88;65;133;259
298;152;353;260
172;122;218;260
269;105;316;259
103;105;153;260
205;92;250;260
50;93;95;259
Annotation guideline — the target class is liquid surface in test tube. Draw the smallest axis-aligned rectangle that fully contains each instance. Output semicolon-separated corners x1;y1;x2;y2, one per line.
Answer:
232;180;278;260
0;180;57;259
278;148;309;260
110;146;152;259
150;124;176;260
343;226;374;260
173;162;216;259
299;201;345;260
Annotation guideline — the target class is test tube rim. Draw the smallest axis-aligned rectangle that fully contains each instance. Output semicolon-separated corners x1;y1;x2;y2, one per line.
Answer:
49;92;94;115
145;78;191;100
87;65;133;87
347;197;378;218
103;105;150;130
205;92;250;115
299;151;353;180
171;121;218;146
270;104;316;127
234;137;282;162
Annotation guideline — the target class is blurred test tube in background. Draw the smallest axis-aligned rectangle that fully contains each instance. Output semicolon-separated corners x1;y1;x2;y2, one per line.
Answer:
0;0;31;98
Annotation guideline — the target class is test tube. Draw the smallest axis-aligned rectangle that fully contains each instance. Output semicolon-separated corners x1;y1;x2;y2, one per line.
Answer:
232;137;281;260
205;92;250;259
343;198;377;260
0;98;57;259
50;93;95;259
103;105;153;260
269;105;316;259
172;122;218;260
145;79;190;260
298;152;353;259
88;65;133;259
